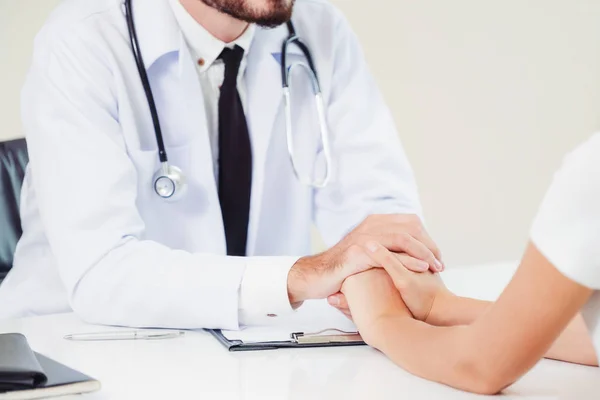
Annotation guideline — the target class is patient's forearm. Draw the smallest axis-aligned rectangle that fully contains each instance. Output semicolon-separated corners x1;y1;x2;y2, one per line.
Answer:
430;295;598;366
429;295;490;326
367;316;496;394
354;243;597;395
545;314;598;366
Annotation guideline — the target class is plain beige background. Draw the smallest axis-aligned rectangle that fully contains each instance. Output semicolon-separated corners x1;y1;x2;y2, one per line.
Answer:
2;0;600;266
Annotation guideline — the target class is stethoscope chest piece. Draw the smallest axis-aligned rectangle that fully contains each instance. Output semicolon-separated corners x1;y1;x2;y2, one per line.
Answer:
153;162;187;201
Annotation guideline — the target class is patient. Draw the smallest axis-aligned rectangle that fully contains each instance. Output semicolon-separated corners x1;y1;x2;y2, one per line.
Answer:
331;134;600;395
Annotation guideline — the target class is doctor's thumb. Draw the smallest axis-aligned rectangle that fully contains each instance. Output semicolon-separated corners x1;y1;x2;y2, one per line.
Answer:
328;293;348;309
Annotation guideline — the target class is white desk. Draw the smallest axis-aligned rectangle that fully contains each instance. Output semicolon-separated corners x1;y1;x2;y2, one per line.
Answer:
1;262;599;400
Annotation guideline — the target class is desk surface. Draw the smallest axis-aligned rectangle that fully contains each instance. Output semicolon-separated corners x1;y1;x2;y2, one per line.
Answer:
1;262;599;400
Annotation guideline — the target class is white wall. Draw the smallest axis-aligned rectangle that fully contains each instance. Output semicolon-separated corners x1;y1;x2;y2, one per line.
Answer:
330;0;600;266
3;0;600;266
0;0;63;141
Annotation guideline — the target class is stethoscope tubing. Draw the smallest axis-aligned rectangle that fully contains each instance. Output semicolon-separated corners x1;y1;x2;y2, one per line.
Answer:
125;0;332;197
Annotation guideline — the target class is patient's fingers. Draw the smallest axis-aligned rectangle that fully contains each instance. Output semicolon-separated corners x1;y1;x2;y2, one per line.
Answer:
394;254;429;272
376;233;441;272
365;241;411;289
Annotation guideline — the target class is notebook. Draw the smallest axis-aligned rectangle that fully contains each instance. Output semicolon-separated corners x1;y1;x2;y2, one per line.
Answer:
207;300;365;351
0;333;100;400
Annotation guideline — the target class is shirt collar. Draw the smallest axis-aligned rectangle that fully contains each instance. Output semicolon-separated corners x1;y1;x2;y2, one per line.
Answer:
168;0;256;73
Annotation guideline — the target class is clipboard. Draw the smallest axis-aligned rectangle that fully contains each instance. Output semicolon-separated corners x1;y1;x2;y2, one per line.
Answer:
205;300;366;352
207;328;365;352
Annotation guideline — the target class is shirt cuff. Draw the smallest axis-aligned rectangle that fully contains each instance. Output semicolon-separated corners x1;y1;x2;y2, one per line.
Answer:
238;256;300;326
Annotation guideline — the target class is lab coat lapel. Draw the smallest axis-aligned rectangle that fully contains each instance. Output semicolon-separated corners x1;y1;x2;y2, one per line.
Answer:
245;25;305;254
245;26;287;255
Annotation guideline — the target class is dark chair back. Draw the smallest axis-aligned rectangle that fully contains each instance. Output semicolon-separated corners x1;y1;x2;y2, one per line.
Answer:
0;139;28;283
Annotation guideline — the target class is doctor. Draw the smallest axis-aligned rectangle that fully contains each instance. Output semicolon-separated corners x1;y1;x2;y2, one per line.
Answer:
0;0;442;329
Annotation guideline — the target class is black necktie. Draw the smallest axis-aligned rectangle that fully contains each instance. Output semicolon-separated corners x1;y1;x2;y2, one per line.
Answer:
218;45;252;256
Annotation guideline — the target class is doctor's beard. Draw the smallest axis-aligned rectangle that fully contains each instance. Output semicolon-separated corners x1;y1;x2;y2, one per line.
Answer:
200;0;295;28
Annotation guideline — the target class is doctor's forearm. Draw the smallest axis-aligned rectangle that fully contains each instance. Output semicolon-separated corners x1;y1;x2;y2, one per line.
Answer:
69;240;250;329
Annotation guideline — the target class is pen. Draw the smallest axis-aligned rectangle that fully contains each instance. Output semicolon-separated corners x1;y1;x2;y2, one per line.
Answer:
64;330;185;341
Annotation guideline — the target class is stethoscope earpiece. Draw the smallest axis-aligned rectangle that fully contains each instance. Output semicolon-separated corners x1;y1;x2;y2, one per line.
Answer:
152;162;187;201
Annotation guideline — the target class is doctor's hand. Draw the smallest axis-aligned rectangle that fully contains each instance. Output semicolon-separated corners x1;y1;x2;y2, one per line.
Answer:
287;214;443;306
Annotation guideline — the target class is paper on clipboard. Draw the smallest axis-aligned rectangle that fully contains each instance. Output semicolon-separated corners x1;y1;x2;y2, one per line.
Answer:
221;300;358;344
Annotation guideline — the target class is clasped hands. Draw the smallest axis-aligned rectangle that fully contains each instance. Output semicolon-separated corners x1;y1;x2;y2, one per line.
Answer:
287;214;451;341
332;243;452;346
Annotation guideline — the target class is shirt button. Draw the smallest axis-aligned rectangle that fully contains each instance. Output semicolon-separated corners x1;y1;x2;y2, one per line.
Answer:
197;58;205;67
267;314;278;318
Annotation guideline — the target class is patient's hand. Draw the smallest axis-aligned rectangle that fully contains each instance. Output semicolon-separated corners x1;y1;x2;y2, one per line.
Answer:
365;241;452;322
341;269;412;339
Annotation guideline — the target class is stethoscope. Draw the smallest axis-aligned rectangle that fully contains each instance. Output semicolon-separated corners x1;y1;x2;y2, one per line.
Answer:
124;0;333;200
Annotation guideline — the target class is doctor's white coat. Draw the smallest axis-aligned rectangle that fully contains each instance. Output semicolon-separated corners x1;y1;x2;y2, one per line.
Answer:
0;0;422;329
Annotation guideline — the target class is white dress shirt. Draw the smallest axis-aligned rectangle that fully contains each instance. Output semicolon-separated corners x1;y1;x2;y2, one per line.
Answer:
531;133;600;355
168;0;255;181
169;0;293;325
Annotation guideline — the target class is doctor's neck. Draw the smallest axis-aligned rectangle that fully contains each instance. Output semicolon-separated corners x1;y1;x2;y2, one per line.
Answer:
180;0;247;43
179;0;294;43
